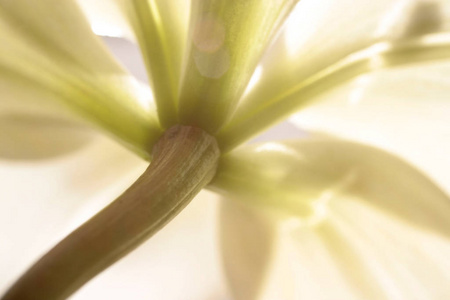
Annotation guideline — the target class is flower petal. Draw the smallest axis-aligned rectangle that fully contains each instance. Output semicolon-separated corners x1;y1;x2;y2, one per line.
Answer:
76;0;134;39
289;196;450;299
219;199;279;300
218;0;450;151
213;138;450;298
289;60;450;193
178;0;299;133
0;113;92;160
0;0;162;158
211;138;450;243
114;0;191;127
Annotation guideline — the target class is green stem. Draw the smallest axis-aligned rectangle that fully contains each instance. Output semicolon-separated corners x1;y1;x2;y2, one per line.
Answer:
2;125;220;300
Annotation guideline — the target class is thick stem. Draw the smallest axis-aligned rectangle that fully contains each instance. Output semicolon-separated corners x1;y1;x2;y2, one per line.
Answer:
2;125;220;300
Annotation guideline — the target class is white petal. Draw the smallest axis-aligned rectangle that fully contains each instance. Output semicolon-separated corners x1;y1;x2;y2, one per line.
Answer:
213;138;450;299
76;0;134;39
0;113;92;160
289;60;450;193
218;0;450;151
213;138;450;237
289;196;450;300
219;199;279;300
0;0;162;157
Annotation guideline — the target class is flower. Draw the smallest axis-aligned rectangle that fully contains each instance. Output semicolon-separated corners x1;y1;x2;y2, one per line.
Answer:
1;0;450;299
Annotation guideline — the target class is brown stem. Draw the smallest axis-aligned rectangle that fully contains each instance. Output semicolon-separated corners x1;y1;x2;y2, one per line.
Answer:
2;125;220;300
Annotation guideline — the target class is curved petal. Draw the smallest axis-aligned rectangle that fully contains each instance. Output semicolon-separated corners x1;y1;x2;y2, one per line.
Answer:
213;138;450;299
114;0;191;127
0;113;92;160
0;0;162;158
211;138;450;243
289;60;450;193
289;197;450;300
218;0;450;151
178;0;299;133
219;199;279;300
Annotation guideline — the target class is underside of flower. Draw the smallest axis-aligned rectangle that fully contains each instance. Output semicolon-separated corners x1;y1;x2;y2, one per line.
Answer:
1;0;450;299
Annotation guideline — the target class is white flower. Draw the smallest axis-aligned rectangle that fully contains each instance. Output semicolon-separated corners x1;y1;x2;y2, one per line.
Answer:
1;0;450;299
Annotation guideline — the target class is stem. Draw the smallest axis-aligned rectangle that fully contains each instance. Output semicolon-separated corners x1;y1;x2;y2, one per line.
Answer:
2;125;220;300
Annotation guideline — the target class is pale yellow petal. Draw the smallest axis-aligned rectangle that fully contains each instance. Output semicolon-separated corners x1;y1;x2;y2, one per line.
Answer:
289;197;450;299
211;138;450;240
290;60;450;193
0;0;162;158
213;138;450;298
0;113;92;160
218;0;450;151
219;199;280;300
